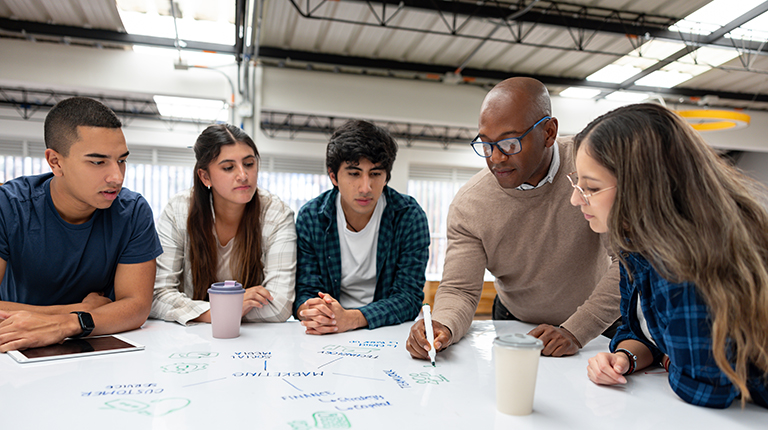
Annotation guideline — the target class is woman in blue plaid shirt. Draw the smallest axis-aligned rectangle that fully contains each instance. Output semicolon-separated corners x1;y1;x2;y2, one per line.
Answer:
569;103;768;409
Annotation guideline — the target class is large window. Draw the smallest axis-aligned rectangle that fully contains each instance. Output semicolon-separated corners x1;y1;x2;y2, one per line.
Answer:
407;165;482;281
0;151;331;220
1;151;484;283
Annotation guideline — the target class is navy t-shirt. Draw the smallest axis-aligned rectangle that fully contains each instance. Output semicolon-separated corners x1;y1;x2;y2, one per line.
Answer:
0;173;163;305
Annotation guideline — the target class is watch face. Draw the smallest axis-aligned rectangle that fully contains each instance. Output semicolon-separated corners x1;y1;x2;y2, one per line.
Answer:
79;312;95;330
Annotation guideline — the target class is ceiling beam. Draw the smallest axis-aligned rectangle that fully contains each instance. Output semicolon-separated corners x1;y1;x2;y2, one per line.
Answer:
258;46;768;104
339;0;768;53
0;17;237;54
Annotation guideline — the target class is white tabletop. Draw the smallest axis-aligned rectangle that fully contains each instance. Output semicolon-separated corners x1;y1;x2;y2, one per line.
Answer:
1;319;764;429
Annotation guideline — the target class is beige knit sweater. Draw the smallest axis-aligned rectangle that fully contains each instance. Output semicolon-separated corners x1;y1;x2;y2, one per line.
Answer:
432;138;621;347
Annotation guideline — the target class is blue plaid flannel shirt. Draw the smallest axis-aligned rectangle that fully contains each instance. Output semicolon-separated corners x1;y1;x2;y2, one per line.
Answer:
293;186;429;329
610;252;768;409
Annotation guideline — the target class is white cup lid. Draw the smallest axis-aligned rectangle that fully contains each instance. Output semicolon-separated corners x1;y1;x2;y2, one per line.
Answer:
493;333;544;350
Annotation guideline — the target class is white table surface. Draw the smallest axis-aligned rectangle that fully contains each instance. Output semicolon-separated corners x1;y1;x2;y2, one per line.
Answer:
1;319;764;429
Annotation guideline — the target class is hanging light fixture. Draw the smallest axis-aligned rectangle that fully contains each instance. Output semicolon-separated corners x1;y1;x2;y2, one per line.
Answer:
676;109;750;132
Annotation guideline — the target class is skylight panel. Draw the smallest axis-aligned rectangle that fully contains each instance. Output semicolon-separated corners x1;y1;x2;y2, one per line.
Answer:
635;70;693;88
614;56;659;71
662;61;710;77
586;64;641;84
117;0;235;45
586;41;687;85
726;11;768;41
627;40;686;61
677;47;740;67
671;0;764;36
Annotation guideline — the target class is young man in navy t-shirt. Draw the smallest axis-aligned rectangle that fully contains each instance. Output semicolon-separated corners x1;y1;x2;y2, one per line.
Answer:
0;97;162;352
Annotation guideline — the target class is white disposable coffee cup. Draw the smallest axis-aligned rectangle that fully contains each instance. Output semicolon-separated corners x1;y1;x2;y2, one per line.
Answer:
493;333;544;415
207;280;245;339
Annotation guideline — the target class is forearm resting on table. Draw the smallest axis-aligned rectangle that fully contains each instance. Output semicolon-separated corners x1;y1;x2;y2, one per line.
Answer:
87;295;150;336
616;339;655;372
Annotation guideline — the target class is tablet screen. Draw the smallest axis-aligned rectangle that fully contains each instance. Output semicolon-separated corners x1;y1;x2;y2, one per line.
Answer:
8;335;144;363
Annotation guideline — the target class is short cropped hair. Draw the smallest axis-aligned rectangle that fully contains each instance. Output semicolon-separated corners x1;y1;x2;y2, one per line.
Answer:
326;120;398;182
44;97;122;156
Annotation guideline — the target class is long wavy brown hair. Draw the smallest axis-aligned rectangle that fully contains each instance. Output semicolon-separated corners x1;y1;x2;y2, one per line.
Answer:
188;124;264;300
574;103;768;406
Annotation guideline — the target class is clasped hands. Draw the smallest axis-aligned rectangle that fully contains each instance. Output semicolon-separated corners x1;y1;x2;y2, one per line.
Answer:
298;292;366;335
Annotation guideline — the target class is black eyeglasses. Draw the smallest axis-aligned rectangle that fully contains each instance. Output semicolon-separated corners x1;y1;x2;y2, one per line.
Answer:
470;116;551;158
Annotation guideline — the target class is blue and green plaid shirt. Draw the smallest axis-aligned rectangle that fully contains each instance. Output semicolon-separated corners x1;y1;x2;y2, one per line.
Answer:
611;253;768;409
293;186;429;329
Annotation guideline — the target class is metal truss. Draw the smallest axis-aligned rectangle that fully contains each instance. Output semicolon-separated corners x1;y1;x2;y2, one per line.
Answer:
288;0;768;57
0;87;213;127
261;110;475;148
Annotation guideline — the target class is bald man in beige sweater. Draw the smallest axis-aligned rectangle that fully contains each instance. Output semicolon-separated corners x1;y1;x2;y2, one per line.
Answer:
407;77;620;358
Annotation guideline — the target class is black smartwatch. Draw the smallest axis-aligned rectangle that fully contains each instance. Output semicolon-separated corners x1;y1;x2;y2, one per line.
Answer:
70;312;95;338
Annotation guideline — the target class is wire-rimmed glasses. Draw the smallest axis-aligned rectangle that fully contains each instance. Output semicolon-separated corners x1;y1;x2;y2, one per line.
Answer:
470;116;551;158
567;172;616;206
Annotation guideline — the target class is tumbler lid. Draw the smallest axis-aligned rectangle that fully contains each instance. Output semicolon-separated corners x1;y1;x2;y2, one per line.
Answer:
493;333;543;350
208;280;245;295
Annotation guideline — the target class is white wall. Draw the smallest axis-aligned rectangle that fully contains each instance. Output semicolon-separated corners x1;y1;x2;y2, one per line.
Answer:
3;37;768;191
736;152;768;185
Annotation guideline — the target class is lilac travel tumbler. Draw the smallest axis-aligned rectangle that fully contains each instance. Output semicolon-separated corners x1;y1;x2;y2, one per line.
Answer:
207;280;245;339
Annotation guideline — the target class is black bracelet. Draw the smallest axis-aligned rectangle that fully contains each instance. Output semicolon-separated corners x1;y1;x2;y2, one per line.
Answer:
615;348;637;375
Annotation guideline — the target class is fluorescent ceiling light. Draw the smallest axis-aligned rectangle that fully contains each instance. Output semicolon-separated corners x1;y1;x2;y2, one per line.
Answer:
604;92;650;103
154;95;228;121
670;0;763;35
559;87;602;99
117;0;235;45
635;70;693;88
586;64;641;83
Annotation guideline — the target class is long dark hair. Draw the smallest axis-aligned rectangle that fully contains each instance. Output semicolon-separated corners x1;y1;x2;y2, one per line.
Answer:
574;103;768;406
188;124;264;300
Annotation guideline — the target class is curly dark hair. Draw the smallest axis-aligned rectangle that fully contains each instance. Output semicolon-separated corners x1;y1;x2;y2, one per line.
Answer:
326;120;398;183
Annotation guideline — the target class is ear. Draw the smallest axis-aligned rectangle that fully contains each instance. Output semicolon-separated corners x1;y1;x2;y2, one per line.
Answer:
543;117;559;148
328;167;338;187
197;168;211;188
45;148;64;177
